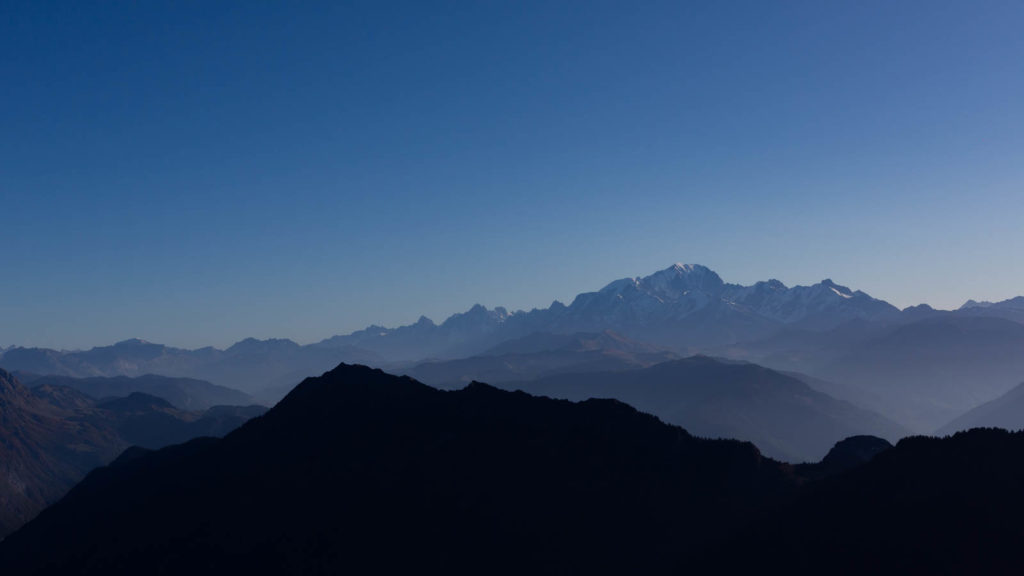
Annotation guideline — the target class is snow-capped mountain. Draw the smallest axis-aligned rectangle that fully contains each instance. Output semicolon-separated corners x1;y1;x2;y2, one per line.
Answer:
318;263;901;360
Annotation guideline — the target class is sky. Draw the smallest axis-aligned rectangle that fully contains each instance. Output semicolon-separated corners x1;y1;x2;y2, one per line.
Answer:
2;1;1023;350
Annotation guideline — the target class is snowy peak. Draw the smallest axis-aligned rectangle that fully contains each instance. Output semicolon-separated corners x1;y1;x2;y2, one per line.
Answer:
598;264;725;302
324;263;903;360
642;263;725;300
820;279;854;298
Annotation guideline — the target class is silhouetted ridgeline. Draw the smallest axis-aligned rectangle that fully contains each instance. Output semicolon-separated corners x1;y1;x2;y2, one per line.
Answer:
711;428;1024;575
0;364;797;574
3;364;1024;574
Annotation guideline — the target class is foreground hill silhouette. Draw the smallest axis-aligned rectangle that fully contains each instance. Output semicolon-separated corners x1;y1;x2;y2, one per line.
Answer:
712;428;1024;575
0;364;796;574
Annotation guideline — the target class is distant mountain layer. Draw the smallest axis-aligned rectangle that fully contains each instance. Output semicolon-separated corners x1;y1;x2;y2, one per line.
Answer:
500;356;908;462
0;337;381;395
936;381;1024;435
5;365;1024;574
19;373;252;411
814;315;1024;432
0;369;264;538
406;330;678;388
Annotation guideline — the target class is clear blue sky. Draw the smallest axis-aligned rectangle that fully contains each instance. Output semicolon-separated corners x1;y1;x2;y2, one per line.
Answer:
3;1;1023;349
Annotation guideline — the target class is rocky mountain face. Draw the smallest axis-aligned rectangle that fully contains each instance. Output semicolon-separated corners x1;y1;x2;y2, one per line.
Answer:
0;369;264;538
0;369;121;539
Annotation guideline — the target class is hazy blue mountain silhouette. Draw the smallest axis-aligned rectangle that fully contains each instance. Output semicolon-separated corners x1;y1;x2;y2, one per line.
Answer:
0;338;380;396
936;381;1024;435
815;315;1024;431
407;330;678;388
500;356;907;462
19;373;251;410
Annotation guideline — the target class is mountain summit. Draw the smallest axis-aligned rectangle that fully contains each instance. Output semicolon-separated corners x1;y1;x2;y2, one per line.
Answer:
318;263;901;360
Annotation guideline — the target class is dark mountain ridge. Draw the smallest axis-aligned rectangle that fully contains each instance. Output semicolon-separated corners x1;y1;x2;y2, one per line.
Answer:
0;363;797;574
711;428;1024;574
5;365;1024;574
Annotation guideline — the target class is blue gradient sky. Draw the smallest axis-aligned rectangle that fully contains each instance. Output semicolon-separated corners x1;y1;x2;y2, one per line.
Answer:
3;1;1023;349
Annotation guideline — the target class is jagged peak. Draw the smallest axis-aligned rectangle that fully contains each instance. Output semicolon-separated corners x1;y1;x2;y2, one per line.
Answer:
754;278;788;291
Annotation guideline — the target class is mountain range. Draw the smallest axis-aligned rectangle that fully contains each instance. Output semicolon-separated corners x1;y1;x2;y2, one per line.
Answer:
5;364;1024;574
16;373;253;411
0;337;379;398
4;263;1024;433
318;264;906;360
